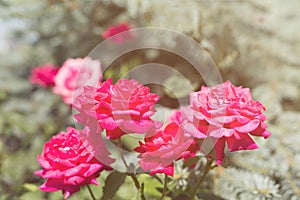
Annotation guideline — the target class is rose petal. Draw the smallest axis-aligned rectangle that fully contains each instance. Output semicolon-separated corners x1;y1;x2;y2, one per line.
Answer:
234;119;260;133
226;133;258;152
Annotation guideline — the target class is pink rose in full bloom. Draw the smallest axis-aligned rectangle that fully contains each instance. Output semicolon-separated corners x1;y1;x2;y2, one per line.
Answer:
30;64;59;87
134;122;198;176
102;22;132;43
182;80;271;164
53;57;102;105
34;127;112;199
74;78;162;139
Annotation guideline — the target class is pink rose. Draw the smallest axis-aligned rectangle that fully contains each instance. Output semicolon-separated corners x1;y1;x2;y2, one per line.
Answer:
74;78;162;139
53;57;102;105
34;127;112;199
74;79;112;135
182;80;271;164
134;122;198;176
102;22;132;43
30;64;59;87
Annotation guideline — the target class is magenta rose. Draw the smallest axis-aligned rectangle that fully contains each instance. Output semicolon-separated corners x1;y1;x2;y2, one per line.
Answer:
182;80;271;164
102;22;132;43
134;122;198;176
30;64;59;87
75;78;162;139
34;127;112;199
53;57;102;105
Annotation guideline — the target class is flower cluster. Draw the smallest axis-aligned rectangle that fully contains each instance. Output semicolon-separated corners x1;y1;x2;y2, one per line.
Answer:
30;22;133;104
134;81;271;175
34;73;271;198
30;57;102;105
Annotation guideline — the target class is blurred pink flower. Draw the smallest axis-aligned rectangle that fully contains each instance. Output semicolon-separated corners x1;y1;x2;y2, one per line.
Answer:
53;57;102;105
182;80;271;164
34;127;112;199
74;78;162;139
30;64;59;87
102;22;132;43
134;122;198;176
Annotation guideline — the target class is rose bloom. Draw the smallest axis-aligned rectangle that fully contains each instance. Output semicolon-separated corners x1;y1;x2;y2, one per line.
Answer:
102;22;132;43
75;78;162;139
30;64;59;87
53;57;102;105
34;127;112;199
182;80;271;164
134;121;198;176
73;85;103;134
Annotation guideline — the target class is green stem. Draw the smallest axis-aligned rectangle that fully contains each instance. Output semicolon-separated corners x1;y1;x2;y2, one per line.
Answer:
190;158;213;199
87;185;97;200
118;138;146;200
153;174;163;184
159;174;168;200
118;138;129;169
140;182;146;200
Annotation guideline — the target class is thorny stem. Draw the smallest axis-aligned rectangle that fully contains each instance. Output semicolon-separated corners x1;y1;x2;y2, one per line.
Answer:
118;138;146;200
159;174;169;200
190;158;214;199
87;185;97;200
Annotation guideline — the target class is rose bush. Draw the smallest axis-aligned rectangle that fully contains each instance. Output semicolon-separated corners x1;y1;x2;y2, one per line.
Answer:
34;76;272;199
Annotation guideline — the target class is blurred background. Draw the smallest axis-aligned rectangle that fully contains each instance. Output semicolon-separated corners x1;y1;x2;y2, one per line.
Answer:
0;0;299;199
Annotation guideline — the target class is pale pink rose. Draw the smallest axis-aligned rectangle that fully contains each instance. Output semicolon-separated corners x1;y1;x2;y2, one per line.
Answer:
74;78;162;139
34;127;113;199
102;22;133;43
134;122;198;176
182;80;271;164
30;64;59;87
53;57;102;105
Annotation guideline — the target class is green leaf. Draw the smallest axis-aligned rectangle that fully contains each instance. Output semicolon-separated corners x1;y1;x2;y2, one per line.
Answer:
102;171;126;200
